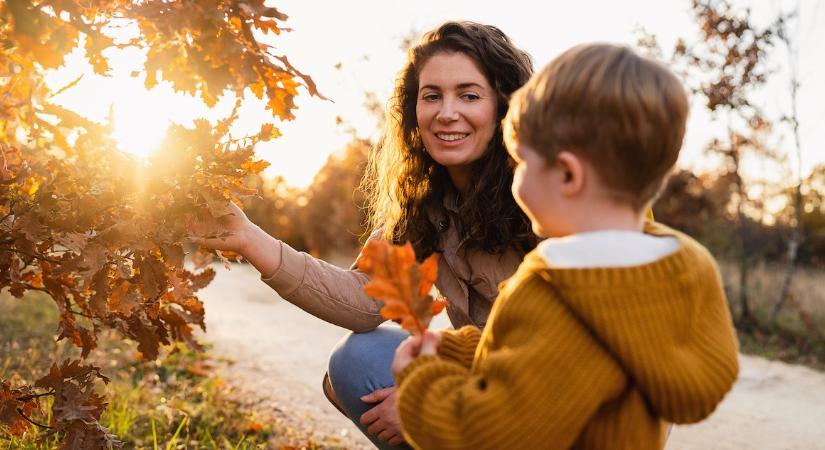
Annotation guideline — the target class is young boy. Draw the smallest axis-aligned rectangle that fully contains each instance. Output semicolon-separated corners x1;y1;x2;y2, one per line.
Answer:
391;43;740;450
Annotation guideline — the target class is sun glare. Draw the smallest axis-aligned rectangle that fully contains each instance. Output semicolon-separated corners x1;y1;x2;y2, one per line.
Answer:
111;98;168;159
44;35;204;160
41;21;357;185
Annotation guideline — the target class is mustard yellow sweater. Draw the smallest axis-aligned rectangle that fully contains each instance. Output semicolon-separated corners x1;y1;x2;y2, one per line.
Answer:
395;223;739;450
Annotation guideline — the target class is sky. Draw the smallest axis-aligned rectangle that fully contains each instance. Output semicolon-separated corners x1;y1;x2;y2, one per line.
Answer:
47;0;825;189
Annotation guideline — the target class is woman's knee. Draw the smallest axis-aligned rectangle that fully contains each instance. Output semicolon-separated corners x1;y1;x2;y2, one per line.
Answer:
327;327;408;394
328;331;373;381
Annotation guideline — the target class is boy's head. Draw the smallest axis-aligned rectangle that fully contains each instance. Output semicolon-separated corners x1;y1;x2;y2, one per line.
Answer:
503;43;689;237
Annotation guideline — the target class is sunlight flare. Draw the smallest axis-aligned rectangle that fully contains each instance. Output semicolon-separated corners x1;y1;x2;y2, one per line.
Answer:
111;100;168;158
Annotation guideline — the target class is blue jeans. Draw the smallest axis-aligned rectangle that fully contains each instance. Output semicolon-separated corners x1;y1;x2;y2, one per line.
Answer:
328;326;413;450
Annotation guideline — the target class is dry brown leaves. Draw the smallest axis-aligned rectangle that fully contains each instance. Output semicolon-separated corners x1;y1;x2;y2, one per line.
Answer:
357;241;447;335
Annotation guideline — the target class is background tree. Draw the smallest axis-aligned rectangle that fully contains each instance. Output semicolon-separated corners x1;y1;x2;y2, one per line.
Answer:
300;139;369;258
0;0;320;445
771;6;805;322
796;165;825;267
244;139;370;261
653;169;732;254
244;174;310;253
662;0;785;326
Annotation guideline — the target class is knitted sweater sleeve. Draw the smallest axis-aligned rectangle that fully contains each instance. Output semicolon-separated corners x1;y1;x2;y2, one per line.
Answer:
395;277;626;450
436;326;482;369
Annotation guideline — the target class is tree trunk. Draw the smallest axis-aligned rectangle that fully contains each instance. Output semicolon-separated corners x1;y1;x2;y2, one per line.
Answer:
772;50;804;324
772;228;799;323
738;234;752;325
734;148;752;326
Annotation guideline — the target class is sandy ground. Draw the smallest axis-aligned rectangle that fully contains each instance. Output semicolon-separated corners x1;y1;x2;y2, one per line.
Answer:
199;264;825;450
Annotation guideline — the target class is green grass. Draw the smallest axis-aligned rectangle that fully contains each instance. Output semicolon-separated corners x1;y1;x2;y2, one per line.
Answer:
0;292;328;449
735;317;825;371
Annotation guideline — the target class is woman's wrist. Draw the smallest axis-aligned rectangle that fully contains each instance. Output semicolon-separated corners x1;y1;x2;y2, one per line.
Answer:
240;222;283;278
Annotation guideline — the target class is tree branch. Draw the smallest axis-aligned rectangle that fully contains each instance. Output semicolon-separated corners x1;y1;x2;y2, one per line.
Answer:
16;408;54;430
69;308;97;320
0;248;61;264
21;283;51;294
17;390;55;403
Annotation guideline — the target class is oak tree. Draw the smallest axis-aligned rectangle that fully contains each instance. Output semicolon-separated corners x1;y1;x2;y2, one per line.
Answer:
1;0;321;445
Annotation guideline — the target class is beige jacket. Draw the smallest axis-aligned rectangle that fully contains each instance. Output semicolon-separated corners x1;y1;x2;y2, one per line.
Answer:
261;199;523;332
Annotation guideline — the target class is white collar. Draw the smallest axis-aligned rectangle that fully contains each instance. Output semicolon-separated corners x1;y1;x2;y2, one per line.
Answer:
538;230;679;268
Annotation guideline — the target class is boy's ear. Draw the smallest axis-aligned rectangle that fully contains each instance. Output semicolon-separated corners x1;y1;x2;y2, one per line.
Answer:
555;151;585;196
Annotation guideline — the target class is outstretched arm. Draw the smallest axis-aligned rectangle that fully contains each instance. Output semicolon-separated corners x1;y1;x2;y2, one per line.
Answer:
190;202;385;331
189;201;283;277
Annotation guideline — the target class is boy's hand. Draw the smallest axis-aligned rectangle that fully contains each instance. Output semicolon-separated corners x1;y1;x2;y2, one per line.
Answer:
391;331;442;377
391;335;422;377
419;330;442;356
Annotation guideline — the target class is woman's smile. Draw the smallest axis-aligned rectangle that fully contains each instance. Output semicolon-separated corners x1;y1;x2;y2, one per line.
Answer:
416;52;497;181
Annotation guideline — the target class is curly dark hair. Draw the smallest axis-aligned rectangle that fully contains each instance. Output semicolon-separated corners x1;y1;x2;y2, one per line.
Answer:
362;21;537;258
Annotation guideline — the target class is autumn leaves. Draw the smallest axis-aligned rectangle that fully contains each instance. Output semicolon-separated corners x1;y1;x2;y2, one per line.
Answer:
1;0;327;445
357;240;448;336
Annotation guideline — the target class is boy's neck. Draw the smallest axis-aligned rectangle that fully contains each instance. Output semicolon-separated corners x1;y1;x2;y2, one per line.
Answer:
564;199;645;236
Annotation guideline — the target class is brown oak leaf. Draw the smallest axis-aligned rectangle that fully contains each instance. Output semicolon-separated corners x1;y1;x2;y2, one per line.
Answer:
357;241;447;335
0;381;38;436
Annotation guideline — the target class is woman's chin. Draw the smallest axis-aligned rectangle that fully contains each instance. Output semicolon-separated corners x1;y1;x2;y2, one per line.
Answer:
428;149;486;169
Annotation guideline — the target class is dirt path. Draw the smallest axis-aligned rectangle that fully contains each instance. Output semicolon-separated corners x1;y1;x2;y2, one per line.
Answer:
666;355;825;450
198;264;372;449
199;264;825;450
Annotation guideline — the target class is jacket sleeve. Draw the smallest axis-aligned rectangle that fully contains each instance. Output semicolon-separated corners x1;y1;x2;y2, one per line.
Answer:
394;285;627;450
260;233;385;332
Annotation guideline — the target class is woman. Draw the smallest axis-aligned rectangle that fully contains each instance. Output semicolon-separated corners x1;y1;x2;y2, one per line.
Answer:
192;21;536;449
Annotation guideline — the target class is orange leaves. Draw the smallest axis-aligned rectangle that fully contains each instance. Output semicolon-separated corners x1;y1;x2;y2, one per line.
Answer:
228;16;245;34
128;0;322;120
239;2;287;35
27;360;123;448
4;1;78;70
84;32;113;75
0;380;39;436
358;241;447;335
246;420;264;433
258;123;281;142
35;361;110;419
0;0;315;446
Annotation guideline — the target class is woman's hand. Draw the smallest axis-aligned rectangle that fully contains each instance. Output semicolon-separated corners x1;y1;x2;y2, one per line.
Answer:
188;201;254;254
188;201;283;278
361;330;441;446
360;387;406;446
391;331;442;377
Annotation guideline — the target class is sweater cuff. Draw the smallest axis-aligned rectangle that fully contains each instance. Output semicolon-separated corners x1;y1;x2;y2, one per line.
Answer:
438;326;481;368
395;355;441;387
260;241;306;297
396;356;469;445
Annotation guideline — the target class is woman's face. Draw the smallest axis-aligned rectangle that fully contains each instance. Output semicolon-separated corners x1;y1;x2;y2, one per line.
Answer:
416;52;497;174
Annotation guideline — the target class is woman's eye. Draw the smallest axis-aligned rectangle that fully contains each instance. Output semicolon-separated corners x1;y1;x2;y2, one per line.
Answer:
422;93;440;102
462;93;480;101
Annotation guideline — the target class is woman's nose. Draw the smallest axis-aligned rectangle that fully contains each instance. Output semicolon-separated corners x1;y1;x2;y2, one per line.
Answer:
436;100;459;123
